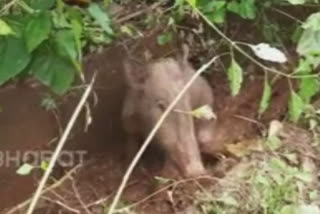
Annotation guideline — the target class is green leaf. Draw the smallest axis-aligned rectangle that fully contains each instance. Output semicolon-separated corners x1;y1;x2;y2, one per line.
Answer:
297;28;320;56
266;135;282;150
297;13;320;57
227;58;243;96
52;10;69;29
174;0;185;7
200;1;227;24
187;0;197;8
291;25;303;43
294;58;312;74
0;19;14;35
87;3;113;35
29;0;56;10
294;170;313;183
207;10;226;24
241;0;256;19
41;95;57;110
54;29;81;72
0;37;31;85
120;25;134;36
298;77;320;103
259;78;272;114
40;161;49;171
199;0;226;12
2;15;28;38
289;90;305;123
254;173;270;185
69;9;83;60
24;12;52;52
228;1;240;14
53;30;78;61
157;32;173;45
16;163;34;175
309;55;320;69
227;0;256;20
29;44;75;94
302;12;320;31
269;157;288;172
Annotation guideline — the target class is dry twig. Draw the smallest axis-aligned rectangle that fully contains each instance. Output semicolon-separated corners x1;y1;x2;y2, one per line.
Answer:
25;74;96;214
5;165;80;214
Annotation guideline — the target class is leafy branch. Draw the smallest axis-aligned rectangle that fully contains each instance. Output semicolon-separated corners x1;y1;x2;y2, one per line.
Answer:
185;0;320;122
0;0;114;94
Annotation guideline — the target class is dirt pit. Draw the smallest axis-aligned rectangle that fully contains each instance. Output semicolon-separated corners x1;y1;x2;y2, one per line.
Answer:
0;32;297;214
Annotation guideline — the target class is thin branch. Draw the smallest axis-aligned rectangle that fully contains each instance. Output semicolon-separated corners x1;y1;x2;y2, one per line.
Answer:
233;114;266;130
25;74;96;214
115;1;165;24
116;175;220;212
41;196;80;214
190;5;294;78
107;55;220;214
71;178;92;214
271;7;303;24
0;0;18;15
5;165;80;214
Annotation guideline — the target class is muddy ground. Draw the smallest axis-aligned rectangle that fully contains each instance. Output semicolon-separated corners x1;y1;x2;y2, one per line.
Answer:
0;29;305;214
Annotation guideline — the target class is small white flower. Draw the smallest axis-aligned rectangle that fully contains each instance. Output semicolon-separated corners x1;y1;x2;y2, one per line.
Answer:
250;43;287;63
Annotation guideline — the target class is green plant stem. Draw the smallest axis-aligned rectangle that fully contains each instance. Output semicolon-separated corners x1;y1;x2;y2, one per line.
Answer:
25;74;96;214
271;7;303;24
191;5;320;80
0;0;18;15
189;5;294;78
17;0;34;14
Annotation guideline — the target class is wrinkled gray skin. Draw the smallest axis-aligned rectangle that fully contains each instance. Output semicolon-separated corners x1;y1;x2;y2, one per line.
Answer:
122;46;214;177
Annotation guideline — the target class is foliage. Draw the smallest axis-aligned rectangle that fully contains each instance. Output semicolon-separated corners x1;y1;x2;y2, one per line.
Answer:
227;58;243;96
16;163;34;175
259;78;272;115
182;0;320;123
41;94;57;111
0;0;114;94
194;0;257;24
196;121;319;214
157;32;173;45
198;155;319;214
1;0;318;123
16;161;49;175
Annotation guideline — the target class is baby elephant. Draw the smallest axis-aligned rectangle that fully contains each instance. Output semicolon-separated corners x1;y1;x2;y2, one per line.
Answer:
122;46;215;177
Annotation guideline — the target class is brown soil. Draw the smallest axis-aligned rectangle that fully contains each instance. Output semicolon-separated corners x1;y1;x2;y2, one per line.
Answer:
0;31;291;214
